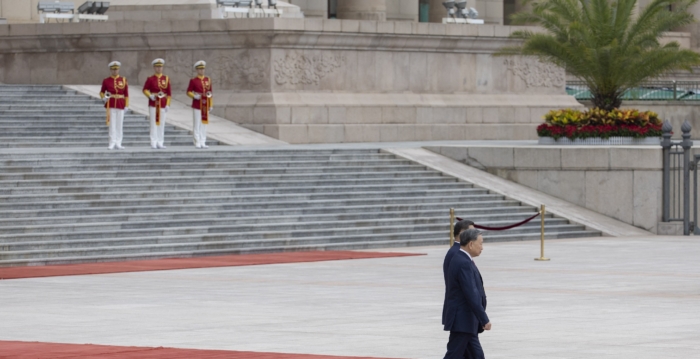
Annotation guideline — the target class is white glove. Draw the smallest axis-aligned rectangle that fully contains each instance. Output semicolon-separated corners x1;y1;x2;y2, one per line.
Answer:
102;97;108;103
194;93;201;100
164;106;170;113
124;107;129;112
149;94;156;101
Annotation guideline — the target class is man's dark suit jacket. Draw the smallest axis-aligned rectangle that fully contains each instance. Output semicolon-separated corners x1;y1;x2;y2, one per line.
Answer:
443;249;489;334
442;243;461;325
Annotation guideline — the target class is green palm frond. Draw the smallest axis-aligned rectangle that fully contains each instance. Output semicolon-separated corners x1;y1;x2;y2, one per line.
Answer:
498;0;700;110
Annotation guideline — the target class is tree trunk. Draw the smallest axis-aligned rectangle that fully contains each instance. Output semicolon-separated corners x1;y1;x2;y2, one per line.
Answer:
591;92;622;111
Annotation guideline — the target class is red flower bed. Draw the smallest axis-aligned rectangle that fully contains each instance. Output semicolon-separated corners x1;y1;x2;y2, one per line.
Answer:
537;123;663;140
537;108;663;140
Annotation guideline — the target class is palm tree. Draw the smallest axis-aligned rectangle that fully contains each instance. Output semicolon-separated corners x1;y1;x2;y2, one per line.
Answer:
498;0;700;110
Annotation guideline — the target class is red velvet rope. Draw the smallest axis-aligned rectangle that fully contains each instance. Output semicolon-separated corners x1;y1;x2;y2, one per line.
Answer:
456;212;541;231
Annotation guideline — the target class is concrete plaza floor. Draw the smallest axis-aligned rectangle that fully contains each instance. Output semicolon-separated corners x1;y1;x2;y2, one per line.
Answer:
1;236;699;359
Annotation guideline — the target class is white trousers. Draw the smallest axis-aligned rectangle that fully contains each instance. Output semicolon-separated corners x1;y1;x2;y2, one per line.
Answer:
192;109;208;147
149;106;167;147
108;109;124;147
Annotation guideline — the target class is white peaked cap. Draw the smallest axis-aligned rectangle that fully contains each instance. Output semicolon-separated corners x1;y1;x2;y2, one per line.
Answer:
152;58;165;66
194;60;206;69
108;61;121;68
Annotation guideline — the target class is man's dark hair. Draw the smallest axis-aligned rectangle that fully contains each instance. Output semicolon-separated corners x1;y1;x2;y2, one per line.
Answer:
454;220;475;237
459;228;482;246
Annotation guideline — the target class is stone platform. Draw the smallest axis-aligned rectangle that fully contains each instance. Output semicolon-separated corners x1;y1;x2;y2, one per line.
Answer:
2;236;698;358
0;18;581;143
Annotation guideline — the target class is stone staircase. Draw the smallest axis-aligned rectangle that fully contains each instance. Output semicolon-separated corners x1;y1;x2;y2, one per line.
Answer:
0;85;218;148
0;149;601;266
0;85;600;266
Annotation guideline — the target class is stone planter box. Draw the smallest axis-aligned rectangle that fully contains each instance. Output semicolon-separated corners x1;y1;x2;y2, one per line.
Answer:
538;136;661;146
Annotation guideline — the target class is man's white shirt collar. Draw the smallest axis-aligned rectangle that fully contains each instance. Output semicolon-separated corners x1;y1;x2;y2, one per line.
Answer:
460;248;473;261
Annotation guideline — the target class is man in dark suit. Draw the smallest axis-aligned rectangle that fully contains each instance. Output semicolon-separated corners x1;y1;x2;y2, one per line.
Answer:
442;219;475;326
443;229;490;359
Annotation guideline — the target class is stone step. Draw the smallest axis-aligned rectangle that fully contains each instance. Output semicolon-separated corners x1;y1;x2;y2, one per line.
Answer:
0;194;513;211
0;187;497;204
0;171;444;187
0;115;146;120
0;105;106;110
0;103;103;108
0;136;196;142
0;167;431;181
0;94;92;99
0;85;66;91
0;111;129;116
0;215;566;239
1;163;423;177
0;174;454;189
0;206;535;227
1;200;525;220
0;142;206;148
0;181;479;196
0;153;390;164
0;153;396;166
0;136;212;142
0;148;378;159
0;122;161;127
0;222;585;250
0;230;602;267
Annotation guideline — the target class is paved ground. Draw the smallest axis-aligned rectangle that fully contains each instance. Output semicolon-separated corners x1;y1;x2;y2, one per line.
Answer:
1;236;699;359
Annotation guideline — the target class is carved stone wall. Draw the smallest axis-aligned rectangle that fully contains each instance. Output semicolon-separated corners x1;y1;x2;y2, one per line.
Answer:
273;52;345;86
504;57;566;89
168;50;271;92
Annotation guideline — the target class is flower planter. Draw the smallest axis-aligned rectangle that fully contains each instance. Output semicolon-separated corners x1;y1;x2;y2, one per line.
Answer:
538;136;661;145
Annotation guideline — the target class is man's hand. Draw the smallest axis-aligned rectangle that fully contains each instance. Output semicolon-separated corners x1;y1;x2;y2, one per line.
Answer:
149;94;156;101
164;106;170;113
483;322;492;331
194;93;202;100
102;97;108;103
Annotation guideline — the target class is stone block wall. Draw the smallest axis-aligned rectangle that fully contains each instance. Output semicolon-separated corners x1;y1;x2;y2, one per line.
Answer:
0;18;580;143
581;100;700;140
425;145;667;234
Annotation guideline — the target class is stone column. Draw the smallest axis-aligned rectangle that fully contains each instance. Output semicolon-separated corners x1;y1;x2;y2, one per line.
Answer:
336;0;387;21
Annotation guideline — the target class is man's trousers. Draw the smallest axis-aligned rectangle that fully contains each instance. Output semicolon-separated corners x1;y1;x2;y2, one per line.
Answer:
444;331;484;359
148;106;166;147
108;109;124;148
192;109;208;147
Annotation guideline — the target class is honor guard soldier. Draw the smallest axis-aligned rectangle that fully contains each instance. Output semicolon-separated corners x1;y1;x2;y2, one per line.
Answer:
142;58;172;149
186;60;213;149
100;61;129;150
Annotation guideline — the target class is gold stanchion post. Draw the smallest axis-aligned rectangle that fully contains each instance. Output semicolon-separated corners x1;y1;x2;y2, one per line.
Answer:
449;208;455;247
535;204;550;261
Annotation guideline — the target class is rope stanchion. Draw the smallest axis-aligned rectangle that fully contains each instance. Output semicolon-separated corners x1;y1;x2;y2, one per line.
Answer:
449;208;455;247
456;212;540;231
535;204;550;261
454;205;551;261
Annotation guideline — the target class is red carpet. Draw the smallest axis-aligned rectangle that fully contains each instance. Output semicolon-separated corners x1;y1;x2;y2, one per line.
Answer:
0;341;403;359
0;251;422;280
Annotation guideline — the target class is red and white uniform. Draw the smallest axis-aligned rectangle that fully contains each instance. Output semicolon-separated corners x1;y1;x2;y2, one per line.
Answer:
187;76;213;148
142;74;172;148
100;75;129;149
